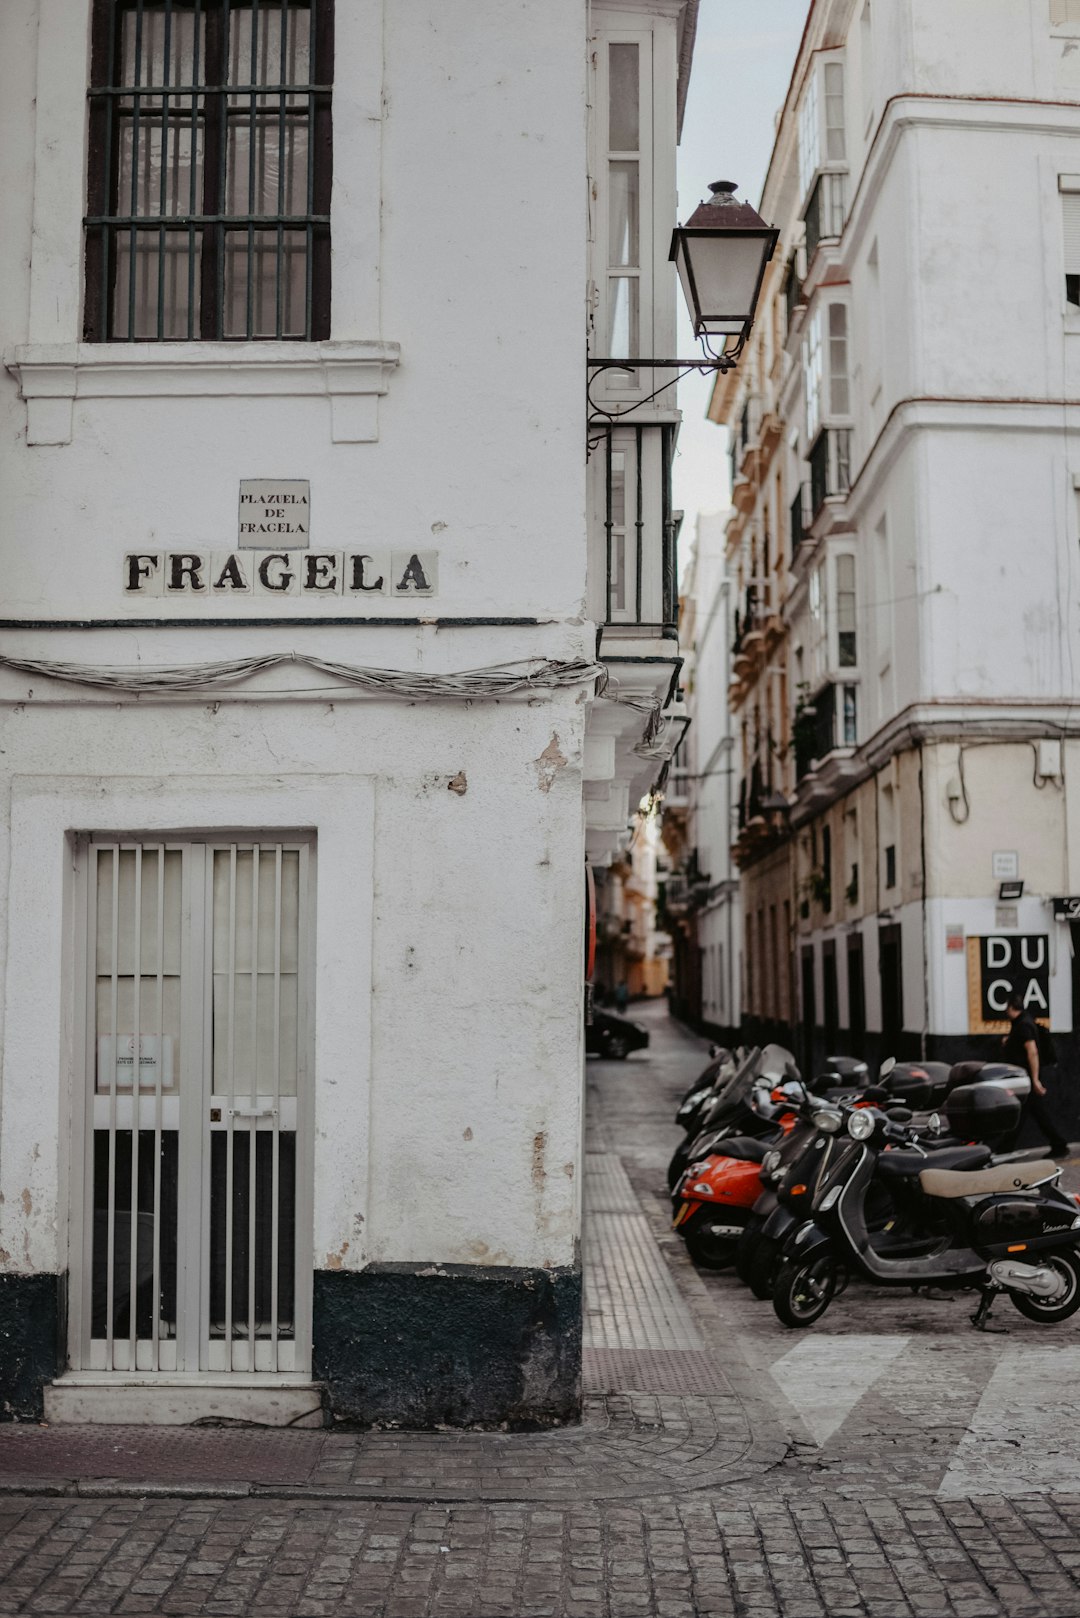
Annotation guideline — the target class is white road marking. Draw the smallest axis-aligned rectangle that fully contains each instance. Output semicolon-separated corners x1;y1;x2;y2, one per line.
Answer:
769;1335;910;1446
938;1345;1080;1497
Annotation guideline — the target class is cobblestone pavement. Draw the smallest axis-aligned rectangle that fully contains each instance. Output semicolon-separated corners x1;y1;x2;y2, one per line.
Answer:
3;1006;1080;1615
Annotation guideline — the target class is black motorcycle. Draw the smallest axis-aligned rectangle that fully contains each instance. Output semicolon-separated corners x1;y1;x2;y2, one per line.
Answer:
772;1080;1080;1330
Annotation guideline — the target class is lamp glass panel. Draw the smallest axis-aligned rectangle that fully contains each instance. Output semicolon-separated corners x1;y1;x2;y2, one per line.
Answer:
676;233;766;334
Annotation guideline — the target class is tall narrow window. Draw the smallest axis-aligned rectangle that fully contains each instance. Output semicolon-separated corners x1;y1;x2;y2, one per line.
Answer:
606;43;640;363
836;553;857;666
86;0;334;342
803;307;823;439
797;70;819;199
828;304;849;414
1061;180;1080;307
824;63;845;160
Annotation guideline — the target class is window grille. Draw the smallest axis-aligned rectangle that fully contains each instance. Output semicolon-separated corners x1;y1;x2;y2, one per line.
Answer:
85;0;333;342
77;838;311;1376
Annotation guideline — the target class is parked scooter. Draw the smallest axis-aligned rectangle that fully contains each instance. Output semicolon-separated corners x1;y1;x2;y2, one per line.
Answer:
674;1047;739;1135
668;1045;797;1192
771;1078;1080;1330
671;1096;803;1268
738;1057;1036;1299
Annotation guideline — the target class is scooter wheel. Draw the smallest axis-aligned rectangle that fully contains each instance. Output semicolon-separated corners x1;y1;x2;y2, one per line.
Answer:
1009;1251;1080;1324
772;1253;839;1328
746;1236;782;1301
734;1218;765;1285
684;1227;738;1270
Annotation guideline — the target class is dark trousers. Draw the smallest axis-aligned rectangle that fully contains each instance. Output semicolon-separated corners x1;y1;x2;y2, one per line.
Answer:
1026;1081;1068;1153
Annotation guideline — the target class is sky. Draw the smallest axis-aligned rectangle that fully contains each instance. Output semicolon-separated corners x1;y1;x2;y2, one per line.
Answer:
673;0;808;570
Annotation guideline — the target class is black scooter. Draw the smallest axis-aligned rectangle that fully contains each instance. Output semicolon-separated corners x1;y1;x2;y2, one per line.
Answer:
772;1081;1080;1330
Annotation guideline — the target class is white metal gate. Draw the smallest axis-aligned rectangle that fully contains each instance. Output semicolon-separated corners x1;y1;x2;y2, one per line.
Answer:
71;837;313;1377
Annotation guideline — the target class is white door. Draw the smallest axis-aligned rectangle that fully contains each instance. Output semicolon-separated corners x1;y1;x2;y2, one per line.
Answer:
71;837;313;1377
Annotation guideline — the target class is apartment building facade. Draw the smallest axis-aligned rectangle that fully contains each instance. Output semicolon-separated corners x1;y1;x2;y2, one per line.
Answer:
664;511;742;1041
707;0;1080;1126
0;0;694;1425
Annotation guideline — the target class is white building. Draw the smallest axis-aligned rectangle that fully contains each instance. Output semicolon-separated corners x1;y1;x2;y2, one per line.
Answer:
665;511;741;1038
706;0;1080;1128
0;0;695;1424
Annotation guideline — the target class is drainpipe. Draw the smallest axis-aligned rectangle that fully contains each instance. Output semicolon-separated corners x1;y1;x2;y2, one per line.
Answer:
919;739;929;1062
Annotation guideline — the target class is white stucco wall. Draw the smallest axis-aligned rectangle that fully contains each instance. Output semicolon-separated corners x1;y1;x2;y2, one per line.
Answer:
0;687;587;1278
0;0;596;1291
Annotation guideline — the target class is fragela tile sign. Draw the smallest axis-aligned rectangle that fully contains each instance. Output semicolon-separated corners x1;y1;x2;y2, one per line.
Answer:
124;480;437;599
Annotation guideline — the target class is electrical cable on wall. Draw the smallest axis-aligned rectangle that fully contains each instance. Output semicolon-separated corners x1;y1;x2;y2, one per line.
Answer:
0;649;604;698
0;648;678;759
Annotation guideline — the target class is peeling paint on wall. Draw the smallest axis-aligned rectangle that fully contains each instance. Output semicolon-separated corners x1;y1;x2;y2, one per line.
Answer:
533;734;567;793
531;1130;547;1191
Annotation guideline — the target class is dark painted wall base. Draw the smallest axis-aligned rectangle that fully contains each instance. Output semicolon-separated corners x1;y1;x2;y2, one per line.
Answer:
0;1273;64;1421
313;1259;582;1429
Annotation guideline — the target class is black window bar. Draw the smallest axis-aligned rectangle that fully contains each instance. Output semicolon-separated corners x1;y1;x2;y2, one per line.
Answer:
85;0;333;342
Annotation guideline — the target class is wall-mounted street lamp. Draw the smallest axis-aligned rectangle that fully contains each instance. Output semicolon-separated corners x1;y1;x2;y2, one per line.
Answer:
588;181;778;423
670;182;780;355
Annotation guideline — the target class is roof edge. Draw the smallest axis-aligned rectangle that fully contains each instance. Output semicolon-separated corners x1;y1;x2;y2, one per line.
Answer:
676;0;700;141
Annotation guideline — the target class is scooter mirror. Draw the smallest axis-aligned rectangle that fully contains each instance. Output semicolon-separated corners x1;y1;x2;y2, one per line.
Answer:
927;1112;945;1135
879;1056;897;1079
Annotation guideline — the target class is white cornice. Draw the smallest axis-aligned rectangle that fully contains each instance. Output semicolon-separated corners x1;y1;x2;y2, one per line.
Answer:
4;339;402;446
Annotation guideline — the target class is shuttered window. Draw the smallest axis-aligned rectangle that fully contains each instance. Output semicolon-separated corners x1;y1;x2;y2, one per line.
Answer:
1060;179;1080;306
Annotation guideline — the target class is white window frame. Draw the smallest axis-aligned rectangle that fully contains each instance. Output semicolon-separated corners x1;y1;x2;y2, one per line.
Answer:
588;3;679;404
797;51;847;206
10;0;397;446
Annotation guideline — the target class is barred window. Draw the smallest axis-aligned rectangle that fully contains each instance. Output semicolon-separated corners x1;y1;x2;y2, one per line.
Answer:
85;0;333;342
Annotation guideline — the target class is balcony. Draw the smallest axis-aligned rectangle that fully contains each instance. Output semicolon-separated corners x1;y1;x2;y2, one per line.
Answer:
589;423;678;636
794;679;859;783
789;483;809;557
808;427;852;522
736;393;762;477
803;170;847;265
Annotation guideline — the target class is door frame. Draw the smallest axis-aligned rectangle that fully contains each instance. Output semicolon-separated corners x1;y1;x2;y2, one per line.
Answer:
68;831;316;1379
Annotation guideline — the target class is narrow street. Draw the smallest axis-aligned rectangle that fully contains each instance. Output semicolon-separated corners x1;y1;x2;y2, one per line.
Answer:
2;1006;1080;1616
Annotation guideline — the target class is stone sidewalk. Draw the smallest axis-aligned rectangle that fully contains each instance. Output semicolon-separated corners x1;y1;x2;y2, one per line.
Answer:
3;1005;1080;1616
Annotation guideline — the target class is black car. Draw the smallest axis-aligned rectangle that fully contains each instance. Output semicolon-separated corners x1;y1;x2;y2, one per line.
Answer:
586;1008;650;1060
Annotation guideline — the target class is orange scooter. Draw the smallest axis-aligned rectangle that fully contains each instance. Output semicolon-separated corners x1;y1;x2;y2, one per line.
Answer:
673;1102;799;1269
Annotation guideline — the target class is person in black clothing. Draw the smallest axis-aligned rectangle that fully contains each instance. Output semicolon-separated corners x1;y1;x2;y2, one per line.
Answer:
1002;991;1069;1157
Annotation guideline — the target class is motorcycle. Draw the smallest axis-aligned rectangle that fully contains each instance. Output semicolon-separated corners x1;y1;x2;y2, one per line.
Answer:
668;1044;797;1192
771;1077;1080;1330
740;1057;1035;1299
674;1046;739;1136
671;1091;803;1269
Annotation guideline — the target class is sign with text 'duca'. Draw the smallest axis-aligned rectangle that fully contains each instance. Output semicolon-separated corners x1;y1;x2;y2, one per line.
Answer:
124;550;437;599
966;933;1050;1034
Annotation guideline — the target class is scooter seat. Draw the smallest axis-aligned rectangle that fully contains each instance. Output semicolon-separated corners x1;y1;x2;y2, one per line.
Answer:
919;1160;1056;1199
877;1144;990;1181
709;1136;768;1164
